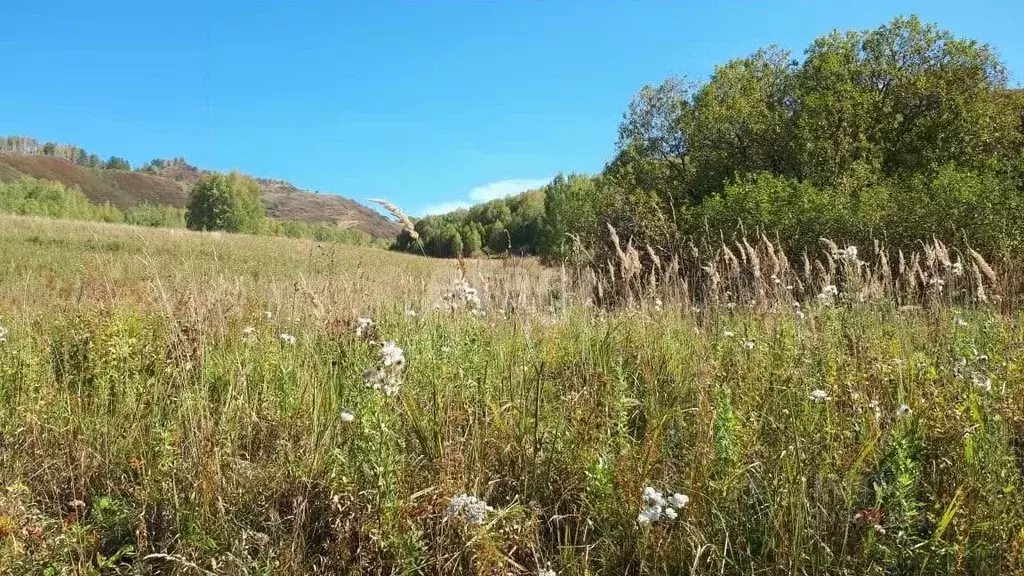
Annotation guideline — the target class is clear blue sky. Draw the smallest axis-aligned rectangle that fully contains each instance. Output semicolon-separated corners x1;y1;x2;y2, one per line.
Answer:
2;1;1022;216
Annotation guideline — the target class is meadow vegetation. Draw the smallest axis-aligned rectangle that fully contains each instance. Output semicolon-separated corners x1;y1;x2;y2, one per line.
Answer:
3;13;1024;576
1;214;1023;575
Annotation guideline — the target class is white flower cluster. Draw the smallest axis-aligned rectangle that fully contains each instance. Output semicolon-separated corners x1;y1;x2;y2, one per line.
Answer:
355;317;374;339
278;333;296;345
818;284;839;301
809;389;830;402
637;487;688;526
444;493;494;525
955;350;993;393
835;245;859;263
363;340;406;396
0;325;8;343
442;279;482;313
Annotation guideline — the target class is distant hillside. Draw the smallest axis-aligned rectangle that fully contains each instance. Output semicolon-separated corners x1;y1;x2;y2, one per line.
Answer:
0;152;402;239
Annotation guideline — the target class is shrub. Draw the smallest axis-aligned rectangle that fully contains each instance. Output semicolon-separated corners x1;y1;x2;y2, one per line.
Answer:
185;172;267;234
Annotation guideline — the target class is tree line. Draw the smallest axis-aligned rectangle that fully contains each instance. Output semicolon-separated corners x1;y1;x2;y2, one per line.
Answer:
0;174;387;247
0;136;132;170
401;16;1024;261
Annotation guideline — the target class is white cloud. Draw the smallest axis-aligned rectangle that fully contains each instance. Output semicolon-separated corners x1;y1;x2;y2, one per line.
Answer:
416;177;551;217
468;178;551;202
419;200;473;216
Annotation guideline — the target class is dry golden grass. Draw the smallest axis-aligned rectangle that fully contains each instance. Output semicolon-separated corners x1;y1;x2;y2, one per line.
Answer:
1;214;1023;575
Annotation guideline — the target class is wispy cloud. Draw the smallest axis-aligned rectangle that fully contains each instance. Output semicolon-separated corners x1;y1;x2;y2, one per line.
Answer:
419;200;473;216
468;178;551;202
416;177;551;217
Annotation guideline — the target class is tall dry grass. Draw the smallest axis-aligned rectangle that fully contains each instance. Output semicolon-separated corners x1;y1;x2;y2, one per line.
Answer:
1;214;1023;575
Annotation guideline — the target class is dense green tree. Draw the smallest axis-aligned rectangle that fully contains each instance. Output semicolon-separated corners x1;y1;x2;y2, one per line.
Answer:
795;16;1016;187
185;172;267;234
541;173;604;260
462;225;482;256
104;156;131;170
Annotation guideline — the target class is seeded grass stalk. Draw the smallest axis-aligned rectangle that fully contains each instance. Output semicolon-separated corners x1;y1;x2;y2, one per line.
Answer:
1;213;1024;574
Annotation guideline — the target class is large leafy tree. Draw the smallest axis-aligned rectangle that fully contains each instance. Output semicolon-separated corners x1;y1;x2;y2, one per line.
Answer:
185;172;267;234
795;15;1016;187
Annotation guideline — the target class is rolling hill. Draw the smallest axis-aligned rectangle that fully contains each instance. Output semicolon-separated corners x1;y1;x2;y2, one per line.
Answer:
0;153;402;239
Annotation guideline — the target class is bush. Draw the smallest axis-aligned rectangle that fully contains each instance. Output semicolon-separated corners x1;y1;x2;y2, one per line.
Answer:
0;177;122;222
124;204;186;228
185;172;267;234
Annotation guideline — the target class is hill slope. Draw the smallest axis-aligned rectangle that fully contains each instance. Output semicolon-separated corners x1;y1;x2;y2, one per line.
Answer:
0;154;402;238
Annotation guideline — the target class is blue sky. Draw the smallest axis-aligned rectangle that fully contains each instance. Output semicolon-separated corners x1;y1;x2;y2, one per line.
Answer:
2;1;1022;217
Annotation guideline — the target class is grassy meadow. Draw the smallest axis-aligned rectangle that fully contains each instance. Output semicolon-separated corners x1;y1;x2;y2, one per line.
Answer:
1;214;1024;575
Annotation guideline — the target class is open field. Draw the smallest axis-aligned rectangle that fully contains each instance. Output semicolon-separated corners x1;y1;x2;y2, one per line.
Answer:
1;215;1024;575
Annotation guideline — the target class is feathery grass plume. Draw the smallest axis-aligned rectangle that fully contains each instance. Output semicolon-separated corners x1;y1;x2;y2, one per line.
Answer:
624;241;642;280
814;259;829;289
879;247;892;292
667;254;679;282
760;233;780;280
646;245;662;276
802;252;813;287
687;237;700;262
368;198;419;240
933;237;951;269
645;244;661;294
701;262;720;302
743;235;762;280
906;253;921;292
968;248;998;287
823;250;836;279
722;243;741;283
922;239;937;271
734;239;748;266
971;263;988;302
820;237;839;257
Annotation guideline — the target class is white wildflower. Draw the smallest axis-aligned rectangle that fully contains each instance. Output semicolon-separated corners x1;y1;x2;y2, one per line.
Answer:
836;246;858;263
405;309;417;317
723;331;735;338
0;325;7;343
667;493;689;508
264;311;273;321
355;317;374;338
742;340;755;350
972;375;992;393
653;298;663;310
662;507;678;520
637;504;662;525
641;487;666;507
380;341;405;369
818;285;839;300
278;333;296;345
809;389;830;402
895;404;912;417
444;493;493;525
363;368;402;397
443;279;482;312
795;309;806;320
339;410;355;423
538;566;558;576
953;317;968;327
